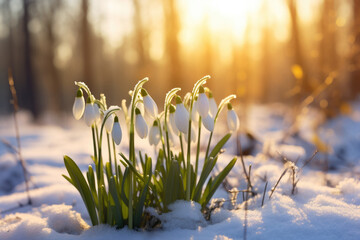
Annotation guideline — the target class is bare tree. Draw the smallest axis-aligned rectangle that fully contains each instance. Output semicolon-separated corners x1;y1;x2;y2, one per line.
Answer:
162;0;182;89
287;0;311;94
81;0;94;90
23;0;39;119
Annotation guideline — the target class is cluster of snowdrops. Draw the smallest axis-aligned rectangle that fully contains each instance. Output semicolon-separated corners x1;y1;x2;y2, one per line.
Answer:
64;76;239;229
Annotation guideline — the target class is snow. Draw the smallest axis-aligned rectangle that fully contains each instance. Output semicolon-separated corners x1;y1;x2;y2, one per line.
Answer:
0;104;360;240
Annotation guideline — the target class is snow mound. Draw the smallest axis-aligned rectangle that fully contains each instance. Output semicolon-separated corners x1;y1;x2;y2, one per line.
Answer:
159;200;207;229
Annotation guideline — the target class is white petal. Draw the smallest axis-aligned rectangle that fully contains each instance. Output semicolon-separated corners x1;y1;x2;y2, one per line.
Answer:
143;95;158;118
202;114;214;132
209;98;217;117
84;103;96;127
169;112;179;135
104;114;114;133
197;93;209;118
175;103;190;134
191;101;199;123
93;104;101;125
227;109;240;132
112;121;122;145
135;114;148;139
149;125;161;146
72;97;85;120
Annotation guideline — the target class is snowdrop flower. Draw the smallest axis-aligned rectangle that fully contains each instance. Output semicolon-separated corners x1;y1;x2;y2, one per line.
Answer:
197;86;209;118
149;121;161;146
191;98;199;124
72;89;85;120
112;116;122;145
135;108;148;139
208;91;217;117
174;96;190;134
84;98;97;127
202;114;214;132
103;106;119;133
141;89;158;118
227;103;239;132
168;104;179;135
93;102;101;125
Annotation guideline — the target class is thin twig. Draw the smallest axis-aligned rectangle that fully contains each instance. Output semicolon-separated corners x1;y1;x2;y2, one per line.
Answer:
8;70;32;205
243;165;251;240
238;136;253;192
261;181;268;207
269;168;288;199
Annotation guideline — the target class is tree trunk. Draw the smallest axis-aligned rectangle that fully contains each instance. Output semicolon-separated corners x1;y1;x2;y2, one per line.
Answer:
23;0;39;119
163;0;182;90
81;0;94;90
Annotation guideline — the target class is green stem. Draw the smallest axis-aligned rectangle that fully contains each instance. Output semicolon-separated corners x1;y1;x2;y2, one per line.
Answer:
106;133;112;174
157;119;168;169
195;117;202;184
179;134;185;170
205;131;214;162
186;118;192;201
112;139;118;178
91;126;98;164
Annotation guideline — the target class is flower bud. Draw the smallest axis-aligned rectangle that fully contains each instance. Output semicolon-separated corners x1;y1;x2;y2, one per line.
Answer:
141;89;158;118
197;86;209;118
174;96;190;134
169;104;179;135
227;103;239;132
112;116;122;145
149;121;161;146
202;114;214;132
73;89;85;120
135;108;148;139
84;98;96;127
208;92;217;117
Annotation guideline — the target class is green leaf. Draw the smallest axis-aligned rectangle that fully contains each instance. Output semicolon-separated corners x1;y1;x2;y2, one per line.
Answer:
200;157;237;209
109;176;124;228
63;155;98;226
134;177;150;227
86;165;98;208
192;156;217;202
208;133;231;160
163;161;182;211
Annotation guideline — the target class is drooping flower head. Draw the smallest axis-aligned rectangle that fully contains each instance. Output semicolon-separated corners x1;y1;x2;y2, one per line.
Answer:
149;120;161;146
141;89;158;118
202;114;214;132
208;91;218;117
84;97;97;127
168;104;179;135
196;85;209;118
174;96;190;134
112;116;122;145
135;107;148;139
72;89;85;120
226;103;239;132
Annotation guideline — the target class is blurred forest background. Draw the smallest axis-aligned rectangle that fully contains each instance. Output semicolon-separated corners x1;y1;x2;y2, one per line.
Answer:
0;0;360;120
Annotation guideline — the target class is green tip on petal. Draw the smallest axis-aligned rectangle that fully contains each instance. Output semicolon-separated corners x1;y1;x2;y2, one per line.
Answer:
175;96;182;104
86;97;91;104
140;88;148;97
76;89;83;98
135;108;141;115
227;103;233;110
169;104;176;113
199;85;205;93
114;116;119;122
208;91;213;98
153;120;158;126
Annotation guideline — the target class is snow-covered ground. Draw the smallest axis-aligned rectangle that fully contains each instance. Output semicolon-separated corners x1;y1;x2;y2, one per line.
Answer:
0;103;360;240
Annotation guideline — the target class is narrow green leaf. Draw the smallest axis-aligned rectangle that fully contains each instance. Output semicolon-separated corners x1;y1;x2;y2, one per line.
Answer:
109;176;124;228
200;157;237;208
63;155;99;226
208;133;231;160
134;178;150;227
